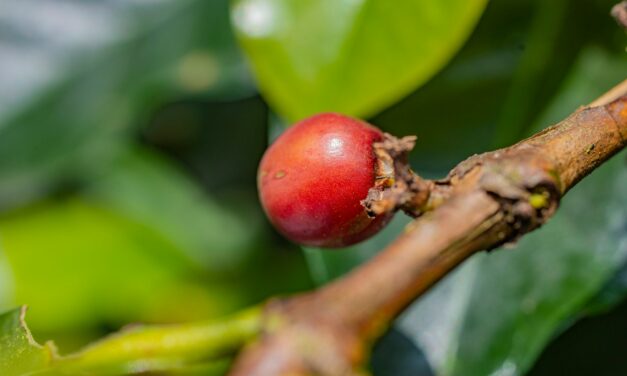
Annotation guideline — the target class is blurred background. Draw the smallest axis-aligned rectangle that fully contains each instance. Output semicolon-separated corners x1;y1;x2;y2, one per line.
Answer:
0;0;625;375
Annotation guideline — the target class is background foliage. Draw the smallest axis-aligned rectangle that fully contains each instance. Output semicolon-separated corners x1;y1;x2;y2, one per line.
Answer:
0;0;625;375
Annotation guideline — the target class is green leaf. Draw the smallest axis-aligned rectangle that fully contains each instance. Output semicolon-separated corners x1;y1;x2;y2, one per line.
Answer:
84;148;258;273
491;0;570;147
0;0;253;209
231;0;487;121
0;306;57;376
0;198;242;334
491;0;626;147
585;263;627;315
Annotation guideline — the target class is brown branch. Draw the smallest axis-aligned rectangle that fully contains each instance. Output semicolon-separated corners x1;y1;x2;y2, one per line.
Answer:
229;80;627;376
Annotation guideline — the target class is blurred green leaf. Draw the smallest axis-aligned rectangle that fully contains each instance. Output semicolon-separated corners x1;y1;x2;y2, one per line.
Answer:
306;48;627;375
0;198;241;334
231;0;487;121
0;0;254;210
491;0;570;146
85;148;257;273
87;146;315;308
0;306;57;376
143;96;269;192
370;328;433;376
584;262;627;315
0;248;13;306
490;0;626;147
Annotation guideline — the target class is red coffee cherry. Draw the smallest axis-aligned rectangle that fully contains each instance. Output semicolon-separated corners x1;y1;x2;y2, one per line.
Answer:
257;113;392;248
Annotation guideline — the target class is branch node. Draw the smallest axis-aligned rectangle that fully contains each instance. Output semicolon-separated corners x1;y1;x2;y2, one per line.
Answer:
361;133;432;218
229;297;366;376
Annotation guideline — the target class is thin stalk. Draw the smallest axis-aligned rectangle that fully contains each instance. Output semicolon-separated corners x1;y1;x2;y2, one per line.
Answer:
53;306;262;374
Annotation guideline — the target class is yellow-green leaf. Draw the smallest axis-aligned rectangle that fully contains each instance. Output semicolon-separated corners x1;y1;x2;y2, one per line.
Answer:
0;306;57;376
231;0;487;121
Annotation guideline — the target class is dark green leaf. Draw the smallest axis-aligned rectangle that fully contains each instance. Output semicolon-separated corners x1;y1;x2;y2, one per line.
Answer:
371;328;434;376
85;148;258;273
232;0;487;121
0;0;253;209
585;262;627;315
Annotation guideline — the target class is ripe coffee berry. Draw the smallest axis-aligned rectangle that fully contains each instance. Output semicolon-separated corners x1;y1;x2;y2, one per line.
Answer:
257;113;393;248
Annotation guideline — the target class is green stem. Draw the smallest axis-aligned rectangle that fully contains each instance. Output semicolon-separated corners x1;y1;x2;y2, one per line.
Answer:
52;306;262;374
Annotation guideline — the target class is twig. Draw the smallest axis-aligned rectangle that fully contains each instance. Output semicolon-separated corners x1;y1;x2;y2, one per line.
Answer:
590;78;627;107
229;80;627;375
53;307;262;374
